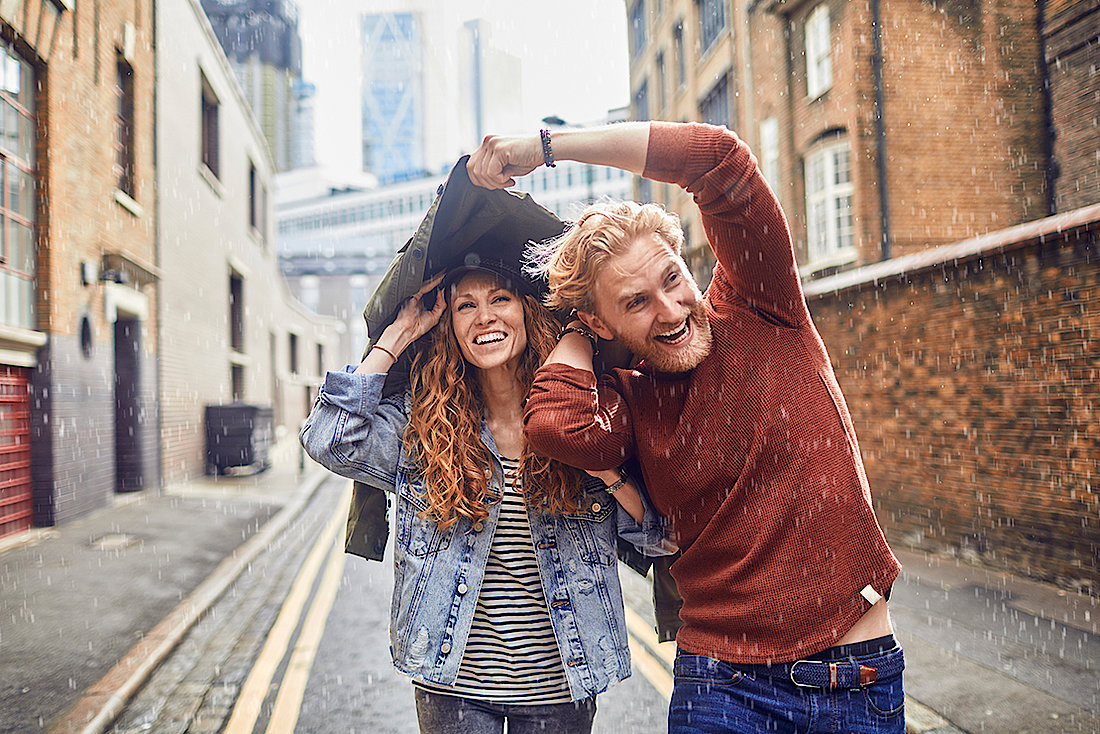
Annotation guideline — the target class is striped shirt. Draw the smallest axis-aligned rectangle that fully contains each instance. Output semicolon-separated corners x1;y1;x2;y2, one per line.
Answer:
415;457;572;704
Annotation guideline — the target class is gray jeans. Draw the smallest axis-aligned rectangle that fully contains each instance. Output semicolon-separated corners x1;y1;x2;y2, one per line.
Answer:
413;687;597;734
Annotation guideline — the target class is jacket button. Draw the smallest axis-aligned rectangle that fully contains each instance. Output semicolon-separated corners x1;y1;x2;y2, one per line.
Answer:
412;248;424;260
440;642;452;654
591;502;602;513
473;522;484;532
457;583;468;594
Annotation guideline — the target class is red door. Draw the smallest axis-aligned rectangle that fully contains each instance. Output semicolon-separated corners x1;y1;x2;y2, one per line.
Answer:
0;365;32;538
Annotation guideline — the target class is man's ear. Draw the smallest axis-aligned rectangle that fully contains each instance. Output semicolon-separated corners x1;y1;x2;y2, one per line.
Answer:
577;310;614;341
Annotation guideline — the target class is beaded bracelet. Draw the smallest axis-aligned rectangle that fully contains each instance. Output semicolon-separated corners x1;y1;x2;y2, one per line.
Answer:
540;129;556;168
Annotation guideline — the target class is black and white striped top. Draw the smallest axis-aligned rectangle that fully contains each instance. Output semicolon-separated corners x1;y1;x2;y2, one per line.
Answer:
416;457;572;704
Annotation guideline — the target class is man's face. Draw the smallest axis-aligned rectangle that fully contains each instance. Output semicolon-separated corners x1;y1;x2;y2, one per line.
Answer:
580;233;712;373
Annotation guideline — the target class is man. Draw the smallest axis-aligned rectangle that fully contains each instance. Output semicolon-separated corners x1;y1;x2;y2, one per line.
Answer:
467;121;905;733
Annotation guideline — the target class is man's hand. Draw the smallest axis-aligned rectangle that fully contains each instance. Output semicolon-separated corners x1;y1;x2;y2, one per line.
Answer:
467;134;543;189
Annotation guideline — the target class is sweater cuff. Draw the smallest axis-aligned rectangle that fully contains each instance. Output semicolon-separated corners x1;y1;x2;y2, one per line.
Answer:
534;362;598;390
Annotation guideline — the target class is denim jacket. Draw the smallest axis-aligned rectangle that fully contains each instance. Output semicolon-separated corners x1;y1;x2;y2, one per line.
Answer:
300;367;670;701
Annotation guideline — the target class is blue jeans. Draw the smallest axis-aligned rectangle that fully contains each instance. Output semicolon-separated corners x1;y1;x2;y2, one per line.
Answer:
669;637;905;733
413;687;597;734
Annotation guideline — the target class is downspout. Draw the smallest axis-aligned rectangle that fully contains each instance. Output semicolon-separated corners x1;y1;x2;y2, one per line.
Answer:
871;0;892;260
1036;1;1057;216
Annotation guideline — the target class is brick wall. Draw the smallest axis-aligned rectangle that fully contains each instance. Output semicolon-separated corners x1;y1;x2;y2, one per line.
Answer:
806;210;1100;592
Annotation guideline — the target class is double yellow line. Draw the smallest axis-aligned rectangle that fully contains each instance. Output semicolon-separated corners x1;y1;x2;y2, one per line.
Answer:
224;483;351;734
624;602;676;700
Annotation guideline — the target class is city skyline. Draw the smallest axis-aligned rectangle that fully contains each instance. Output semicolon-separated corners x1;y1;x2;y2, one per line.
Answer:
297;0;630;178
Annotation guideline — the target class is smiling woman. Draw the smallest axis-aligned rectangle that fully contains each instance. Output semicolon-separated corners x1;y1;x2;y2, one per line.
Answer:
299;248;671;734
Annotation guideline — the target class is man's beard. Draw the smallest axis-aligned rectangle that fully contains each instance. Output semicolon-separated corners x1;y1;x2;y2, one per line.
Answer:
616;300;713;373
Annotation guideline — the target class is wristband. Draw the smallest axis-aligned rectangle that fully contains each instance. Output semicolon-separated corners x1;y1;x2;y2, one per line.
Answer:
604;468;628;495
560;323;598;355
371;344;399;362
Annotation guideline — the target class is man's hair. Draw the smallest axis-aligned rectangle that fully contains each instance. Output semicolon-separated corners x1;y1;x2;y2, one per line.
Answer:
527;200;684;314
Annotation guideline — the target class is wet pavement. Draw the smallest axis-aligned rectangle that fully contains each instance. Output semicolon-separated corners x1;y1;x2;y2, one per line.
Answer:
0;435;1096;733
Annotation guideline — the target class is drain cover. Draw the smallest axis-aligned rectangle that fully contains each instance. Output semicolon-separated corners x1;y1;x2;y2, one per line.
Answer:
90;533;139;551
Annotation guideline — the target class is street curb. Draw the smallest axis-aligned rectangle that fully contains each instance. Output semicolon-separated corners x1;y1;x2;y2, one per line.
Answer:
905;696;964;734
45;465;333;734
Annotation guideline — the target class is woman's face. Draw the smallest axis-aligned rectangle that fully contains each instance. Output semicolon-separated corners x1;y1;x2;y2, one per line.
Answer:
449;271;528;373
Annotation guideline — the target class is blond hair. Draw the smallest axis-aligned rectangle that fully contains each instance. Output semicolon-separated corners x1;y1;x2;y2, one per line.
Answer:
527;200;684;314
404;290;584;531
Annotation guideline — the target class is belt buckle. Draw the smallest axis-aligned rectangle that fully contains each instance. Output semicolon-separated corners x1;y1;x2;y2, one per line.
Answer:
788;659;819;688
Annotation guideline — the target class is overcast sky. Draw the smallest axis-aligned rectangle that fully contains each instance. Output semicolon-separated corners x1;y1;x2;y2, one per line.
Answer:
297;0;630;176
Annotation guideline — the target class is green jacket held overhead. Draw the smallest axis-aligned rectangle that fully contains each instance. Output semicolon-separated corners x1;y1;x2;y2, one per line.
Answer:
345;155;568;561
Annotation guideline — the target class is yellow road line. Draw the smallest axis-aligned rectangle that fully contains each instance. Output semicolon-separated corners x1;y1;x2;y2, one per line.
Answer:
623;606;676;700
223;483;349;734
265;523;348;734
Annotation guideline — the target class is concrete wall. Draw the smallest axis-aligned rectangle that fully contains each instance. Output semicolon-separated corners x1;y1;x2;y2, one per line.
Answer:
156;0;341;482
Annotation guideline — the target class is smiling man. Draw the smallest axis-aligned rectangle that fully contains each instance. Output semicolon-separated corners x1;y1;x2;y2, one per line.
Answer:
467;121;906;734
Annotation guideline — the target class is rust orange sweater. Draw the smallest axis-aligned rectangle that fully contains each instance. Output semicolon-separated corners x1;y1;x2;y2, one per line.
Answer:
525;122;901;664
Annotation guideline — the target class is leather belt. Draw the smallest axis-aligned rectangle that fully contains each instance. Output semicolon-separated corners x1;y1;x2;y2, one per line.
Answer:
788;655;904;690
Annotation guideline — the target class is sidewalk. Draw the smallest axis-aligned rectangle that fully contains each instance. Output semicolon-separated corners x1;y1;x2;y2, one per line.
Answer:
2;442;1097;734
0;436;328;734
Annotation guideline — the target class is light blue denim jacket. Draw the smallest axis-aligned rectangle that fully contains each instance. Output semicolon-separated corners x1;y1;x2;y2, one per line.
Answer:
300;367;670;701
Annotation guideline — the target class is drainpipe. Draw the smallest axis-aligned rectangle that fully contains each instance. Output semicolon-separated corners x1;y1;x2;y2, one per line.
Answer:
1036;1;1057;216
871;0;892;261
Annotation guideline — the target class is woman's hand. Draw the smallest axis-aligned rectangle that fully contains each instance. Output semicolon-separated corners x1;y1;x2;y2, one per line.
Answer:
356;273;446;373
466;134;542;189
389;272;448;346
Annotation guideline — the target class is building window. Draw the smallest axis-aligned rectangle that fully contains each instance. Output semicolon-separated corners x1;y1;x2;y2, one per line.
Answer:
673;21;686;88
231;365;245;401
114;53;135;198
806;5;833;99
299;275;319;313
201;72;220;178
229;272;244;353
0;43;35;332
316;343;325;375
629;0;646;58
804;140;854;266
634;79;650;121
289;332;299;375
759;117;780;191
698;0;727;53
655;51;666;114
248;161;265;238
700;74;730;128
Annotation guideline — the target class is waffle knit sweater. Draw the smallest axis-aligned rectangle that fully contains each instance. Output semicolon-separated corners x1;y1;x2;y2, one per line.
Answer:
524;122;901;664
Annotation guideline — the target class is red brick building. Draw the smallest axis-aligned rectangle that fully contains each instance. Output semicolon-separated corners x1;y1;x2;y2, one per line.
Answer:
627;0;1098;587
0;0;159;539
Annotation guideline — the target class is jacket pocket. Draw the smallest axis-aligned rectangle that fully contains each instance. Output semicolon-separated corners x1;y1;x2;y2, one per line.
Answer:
394;468;453;557
562;488;616;566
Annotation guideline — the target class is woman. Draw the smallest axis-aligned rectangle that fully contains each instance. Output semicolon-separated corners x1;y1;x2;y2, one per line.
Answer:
300;257;666;734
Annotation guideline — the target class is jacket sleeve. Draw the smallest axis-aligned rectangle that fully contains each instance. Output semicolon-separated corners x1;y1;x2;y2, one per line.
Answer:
616;469;677;556
643;121;808;329
299;367;408;492
524;363;636;471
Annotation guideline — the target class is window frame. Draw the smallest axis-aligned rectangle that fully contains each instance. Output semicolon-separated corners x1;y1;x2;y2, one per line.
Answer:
114;52;136;198
200;71;220;179
805;4;833;100
804;139;855;269
697;0;727;55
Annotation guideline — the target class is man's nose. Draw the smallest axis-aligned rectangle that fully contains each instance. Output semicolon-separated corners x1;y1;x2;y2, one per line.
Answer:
655;290;682;322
